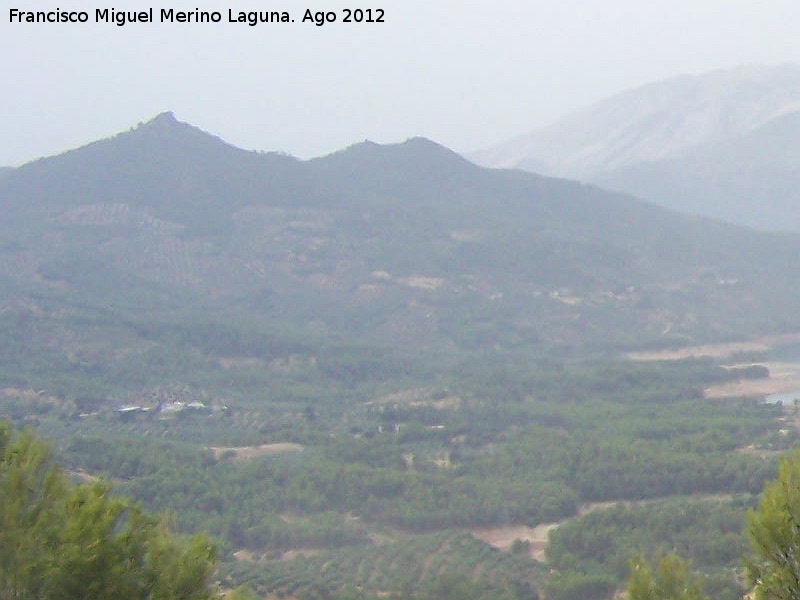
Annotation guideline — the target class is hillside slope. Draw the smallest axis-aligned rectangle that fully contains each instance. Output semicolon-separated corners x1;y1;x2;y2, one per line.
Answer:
1;112;800;370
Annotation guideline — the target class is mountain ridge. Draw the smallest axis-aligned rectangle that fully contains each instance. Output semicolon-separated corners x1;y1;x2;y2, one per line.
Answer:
592;109;800;231
472;64;800;177
2;113;800;355
471;64;800;232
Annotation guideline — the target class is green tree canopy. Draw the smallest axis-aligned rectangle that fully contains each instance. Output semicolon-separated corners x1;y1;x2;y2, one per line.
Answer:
746;452;800;600
627;554;708;600
0;422;218;600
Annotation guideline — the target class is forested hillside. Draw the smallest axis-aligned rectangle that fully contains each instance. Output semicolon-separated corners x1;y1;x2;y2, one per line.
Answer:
1;115;799;600
2;112;800;367
9;353;791;600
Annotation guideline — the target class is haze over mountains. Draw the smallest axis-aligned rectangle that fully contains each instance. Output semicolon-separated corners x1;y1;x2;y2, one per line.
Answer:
2;112;800;368
473;64;800;231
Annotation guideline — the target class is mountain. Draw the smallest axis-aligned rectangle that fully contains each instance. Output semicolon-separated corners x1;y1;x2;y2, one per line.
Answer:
472;64;800;177
5;114;789;600
592;109;800;231
2;111;800;398
471;65;800;231
0;111;305;230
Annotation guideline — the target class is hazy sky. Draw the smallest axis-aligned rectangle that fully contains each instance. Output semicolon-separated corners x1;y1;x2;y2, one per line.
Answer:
2;0;799;166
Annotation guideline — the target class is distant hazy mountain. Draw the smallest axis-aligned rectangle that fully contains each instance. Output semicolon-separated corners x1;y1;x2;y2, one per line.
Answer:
3;112;800;361
593;110;800;231
473;64;800;176
472;65;800;230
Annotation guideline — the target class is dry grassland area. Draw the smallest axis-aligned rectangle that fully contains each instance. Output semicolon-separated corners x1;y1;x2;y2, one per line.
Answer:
705;362;800;398
208;443;305;461
627;333;800;399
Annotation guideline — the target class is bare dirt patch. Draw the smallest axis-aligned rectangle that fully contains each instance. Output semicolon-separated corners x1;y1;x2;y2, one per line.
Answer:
364;388;432;406
233;546;322;563
66;468;100;483
279;548;322;561
1;387;65;405
737;445;784;459
396;276;445;290
704;362;800;398
627;332;800;361
471;524;557;562
624;332;800;399
233;549;259;562
471;495;746;563
364;388;461;409
577;495;739;514
209;443;304;461
470;502;626;562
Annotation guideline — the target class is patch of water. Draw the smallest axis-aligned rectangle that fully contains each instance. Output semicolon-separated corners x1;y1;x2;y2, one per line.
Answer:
765;391;800;405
